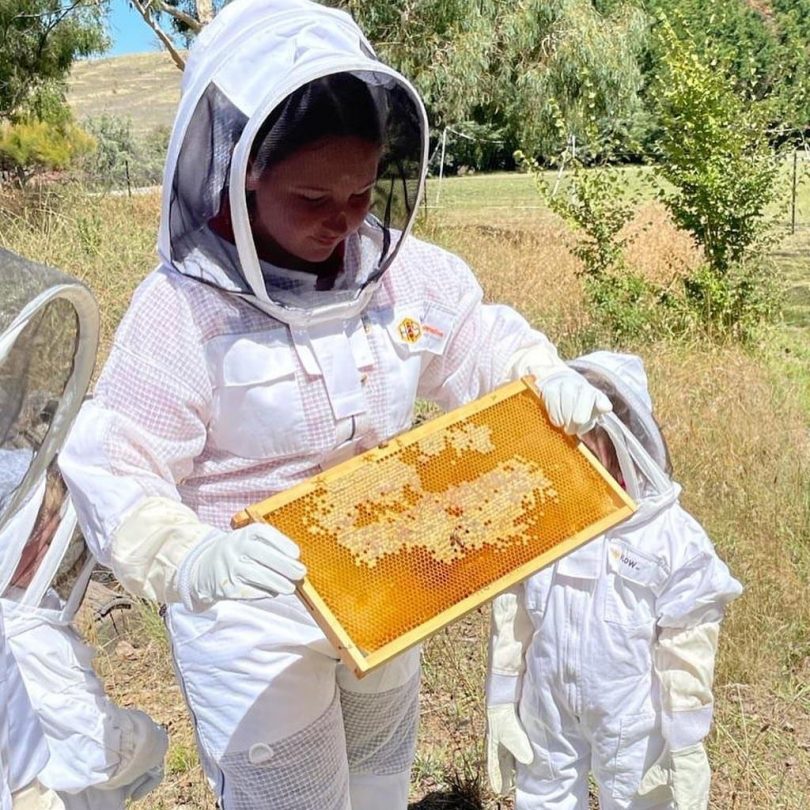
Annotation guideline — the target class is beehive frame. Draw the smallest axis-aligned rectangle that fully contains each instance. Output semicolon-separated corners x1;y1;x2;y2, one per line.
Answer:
233;378;635;677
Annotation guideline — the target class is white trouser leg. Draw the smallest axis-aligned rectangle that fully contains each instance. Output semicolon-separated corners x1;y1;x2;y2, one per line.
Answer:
515;713;590;810
166;597;351;809
516;677;590;810
592;713;673;810
337;648;421;810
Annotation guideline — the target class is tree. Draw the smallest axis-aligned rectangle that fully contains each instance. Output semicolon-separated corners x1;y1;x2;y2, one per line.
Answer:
339;0;647;162
126;0;222;69
649;14;784;338
0;0;108;120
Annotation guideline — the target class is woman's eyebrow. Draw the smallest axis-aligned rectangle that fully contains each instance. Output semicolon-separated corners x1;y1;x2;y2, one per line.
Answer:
294;179;377;193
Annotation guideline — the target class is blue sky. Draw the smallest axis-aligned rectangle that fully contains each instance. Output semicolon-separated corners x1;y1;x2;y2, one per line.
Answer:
105;0;172;56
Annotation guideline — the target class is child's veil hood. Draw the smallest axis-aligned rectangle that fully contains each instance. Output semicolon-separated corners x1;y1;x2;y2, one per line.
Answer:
568;351;670;474
158;0;429;327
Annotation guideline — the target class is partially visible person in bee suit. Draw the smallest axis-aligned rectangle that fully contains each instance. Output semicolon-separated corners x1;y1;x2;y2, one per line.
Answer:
485;351;743;810
58;1;613;806
0;248;168;810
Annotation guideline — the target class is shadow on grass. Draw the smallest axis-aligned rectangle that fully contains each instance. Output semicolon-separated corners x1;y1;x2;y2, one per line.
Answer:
408;773;488;810
408;791;483;810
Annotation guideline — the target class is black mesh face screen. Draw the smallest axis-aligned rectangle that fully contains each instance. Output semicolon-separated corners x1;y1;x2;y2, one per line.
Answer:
0;298;78;519
168;83;252;295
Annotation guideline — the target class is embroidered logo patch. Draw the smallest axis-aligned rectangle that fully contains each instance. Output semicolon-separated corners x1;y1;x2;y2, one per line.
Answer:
398;317;422;344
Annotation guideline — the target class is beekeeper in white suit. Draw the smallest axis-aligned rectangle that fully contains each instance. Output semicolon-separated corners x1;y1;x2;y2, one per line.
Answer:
0;247;167;809
486;351;743;810
59;1;611;806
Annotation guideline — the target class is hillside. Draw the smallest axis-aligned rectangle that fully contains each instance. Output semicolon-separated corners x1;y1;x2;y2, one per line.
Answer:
68;51;182;134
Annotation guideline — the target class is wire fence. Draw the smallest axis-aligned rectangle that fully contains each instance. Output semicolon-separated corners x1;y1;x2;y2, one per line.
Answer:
425;126;810;237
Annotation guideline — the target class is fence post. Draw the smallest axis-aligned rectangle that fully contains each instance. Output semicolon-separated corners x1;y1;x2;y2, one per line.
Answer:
435;127;448;207
791;148;797;235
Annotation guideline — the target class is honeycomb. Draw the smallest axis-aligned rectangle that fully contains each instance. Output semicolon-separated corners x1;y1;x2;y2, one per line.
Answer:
235;379;634;668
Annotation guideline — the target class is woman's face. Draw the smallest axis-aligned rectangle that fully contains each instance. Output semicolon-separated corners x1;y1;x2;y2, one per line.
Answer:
247;135;381;267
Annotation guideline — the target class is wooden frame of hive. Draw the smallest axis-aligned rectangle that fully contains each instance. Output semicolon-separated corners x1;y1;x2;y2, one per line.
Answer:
233;378;635;678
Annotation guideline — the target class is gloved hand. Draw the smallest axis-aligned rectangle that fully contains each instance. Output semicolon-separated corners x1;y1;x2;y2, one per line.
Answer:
177;522;306;611
126;765;164;801
487;703;534;795
637;743;710;809
536;369;612;435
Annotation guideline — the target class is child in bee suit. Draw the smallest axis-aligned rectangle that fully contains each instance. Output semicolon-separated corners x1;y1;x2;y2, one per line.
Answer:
0;247;168;810
485;351;743;810
58;1;614;807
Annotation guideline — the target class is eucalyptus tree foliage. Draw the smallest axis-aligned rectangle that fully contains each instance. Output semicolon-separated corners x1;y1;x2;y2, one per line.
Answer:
501;0;647;159
338;0;648;161
0;0;108;120
126;0;226;69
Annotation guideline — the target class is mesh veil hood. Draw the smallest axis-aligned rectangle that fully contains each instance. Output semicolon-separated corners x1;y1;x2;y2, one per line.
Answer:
0;248;98;591
568;351;670;474
158;0;429;326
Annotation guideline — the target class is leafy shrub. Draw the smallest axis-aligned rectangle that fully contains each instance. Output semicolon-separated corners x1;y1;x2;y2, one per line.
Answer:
0;118;95;186
648;15;784;339
80;115;168;189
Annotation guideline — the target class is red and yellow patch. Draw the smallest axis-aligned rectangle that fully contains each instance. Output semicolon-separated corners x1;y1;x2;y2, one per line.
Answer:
397;317;422;344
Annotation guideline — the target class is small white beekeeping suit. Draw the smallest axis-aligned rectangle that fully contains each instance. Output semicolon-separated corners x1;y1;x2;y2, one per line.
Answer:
486;351;743;810
0;247;168;810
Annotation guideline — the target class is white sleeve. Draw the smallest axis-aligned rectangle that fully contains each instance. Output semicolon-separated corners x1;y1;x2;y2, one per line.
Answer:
656;510;743;629
653;508;742;750
59;273;213;600
416;253;566;409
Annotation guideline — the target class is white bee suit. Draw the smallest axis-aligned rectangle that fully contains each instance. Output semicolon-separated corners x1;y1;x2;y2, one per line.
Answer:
0;604;50;810
58;1;608;807
486;353;743;810
2;501;168;810
0;247;166;809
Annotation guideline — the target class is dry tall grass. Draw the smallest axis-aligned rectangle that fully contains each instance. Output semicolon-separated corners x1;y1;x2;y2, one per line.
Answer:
1;185;808;808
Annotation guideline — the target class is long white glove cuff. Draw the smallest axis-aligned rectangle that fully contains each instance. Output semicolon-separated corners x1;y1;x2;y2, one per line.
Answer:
102;709;168;791
487;672;522;705
663;704;714;751
488;589;532;704
507;340;567;383
656;622;719;749
112;496;212;604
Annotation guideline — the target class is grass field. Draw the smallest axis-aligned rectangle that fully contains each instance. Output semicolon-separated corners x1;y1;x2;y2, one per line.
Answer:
1;166;809;808
68;51;183;134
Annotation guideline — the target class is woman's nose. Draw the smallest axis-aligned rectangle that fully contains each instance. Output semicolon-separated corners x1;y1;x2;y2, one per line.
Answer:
323;209;348;235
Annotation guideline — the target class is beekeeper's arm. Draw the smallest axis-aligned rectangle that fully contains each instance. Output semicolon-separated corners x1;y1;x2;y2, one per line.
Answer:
639;521;742;808
485;586;534;795
59;276;304;613
415;251;610;434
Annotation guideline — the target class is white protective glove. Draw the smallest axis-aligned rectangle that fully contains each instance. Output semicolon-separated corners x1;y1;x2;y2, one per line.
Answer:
487;703;534;795
11;781;65;810
535;369;612;435
177;522;307;612
486;589;534;794
111;497;306;609
126;765;164;801
637;742;710;809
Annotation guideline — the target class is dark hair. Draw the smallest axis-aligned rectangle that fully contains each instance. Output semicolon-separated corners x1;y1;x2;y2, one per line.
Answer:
249;72;386;171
